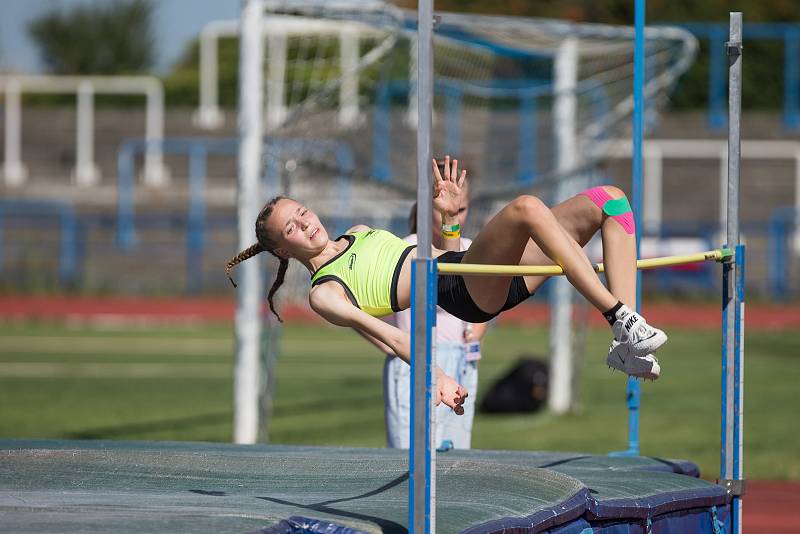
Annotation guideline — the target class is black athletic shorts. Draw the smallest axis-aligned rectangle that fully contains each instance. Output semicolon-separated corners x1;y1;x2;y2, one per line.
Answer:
436;250;533;323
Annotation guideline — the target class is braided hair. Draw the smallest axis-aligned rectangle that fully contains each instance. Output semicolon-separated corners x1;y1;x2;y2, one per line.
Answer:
225;196;290;322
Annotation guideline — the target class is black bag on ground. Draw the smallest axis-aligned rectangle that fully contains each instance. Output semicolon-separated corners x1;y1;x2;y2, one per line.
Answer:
479;356;549;413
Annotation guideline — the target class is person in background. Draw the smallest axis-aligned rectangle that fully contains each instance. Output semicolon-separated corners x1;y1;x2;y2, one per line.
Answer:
383;170;487;449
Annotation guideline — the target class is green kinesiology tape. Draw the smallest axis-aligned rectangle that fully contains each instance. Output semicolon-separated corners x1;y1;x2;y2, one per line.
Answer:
603;195;632;216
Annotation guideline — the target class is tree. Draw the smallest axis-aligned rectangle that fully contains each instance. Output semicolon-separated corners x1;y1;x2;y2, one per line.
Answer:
28;0;155;75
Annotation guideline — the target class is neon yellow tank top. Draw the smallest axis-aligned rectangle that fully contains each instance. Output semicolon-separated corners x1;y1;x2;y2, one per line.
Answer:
310;229;416;317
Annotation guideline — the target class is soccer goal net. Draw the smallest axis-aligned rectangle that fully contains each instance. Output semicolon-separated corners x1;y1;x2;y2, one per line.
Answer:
244;0;696;303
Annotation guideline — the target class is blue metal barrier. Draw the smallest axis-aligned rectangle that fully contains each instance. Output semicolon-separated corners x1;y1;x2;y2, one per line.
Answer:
0;199;79;286
769;206;799;299
116;137;238;251
186;144;208;294
676;22;800;130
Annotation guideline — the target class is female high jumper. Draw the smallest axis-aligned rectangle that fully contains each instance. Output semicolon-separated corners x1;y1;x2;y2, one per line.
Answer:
226;156;666;414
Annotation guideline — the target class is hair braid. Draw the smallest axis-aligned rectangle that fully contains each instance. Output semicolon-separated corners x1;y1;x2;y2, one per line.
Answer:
225;195;292;321
225;242;264;287
267;257;289;322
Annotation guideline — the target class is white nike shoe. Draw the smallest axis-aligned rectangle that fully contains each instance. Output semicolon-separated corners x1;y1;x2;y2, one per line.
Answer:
611;307;668;359
606;339;661;380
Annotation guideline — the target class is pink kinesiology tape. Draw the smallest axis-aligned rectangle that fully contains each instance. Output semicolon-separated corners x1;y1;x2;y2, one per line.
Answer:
580;186;635;234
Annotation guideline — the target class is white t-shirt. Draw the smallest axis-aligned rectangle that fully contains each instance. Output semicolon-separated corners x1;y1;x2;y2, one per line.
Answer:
385;234;472;343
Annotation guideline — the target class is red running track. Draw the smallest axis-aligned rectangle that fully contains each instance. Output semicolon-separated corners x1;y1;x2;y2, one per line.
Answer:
1;295;800;330
743;481;800;534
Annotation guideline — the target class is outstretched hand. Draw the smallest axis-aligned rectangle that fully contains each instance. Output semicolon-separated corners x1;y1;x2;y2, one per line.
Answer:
435;369;468;415
432;155;466;218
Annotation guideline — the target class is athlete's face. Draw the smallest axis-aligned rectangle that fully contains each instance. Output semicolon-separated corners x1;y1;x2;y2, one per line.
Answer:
268;199;328;259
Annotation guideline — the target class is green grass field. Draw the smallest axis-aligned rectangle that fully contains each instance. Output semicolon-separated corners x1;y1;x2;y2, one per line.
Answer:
0;320;797;480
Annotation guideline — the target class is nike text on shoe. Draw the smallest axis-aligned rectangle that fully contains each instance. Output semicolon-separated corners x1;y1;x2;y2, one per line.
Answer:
611;308;667;359
607;340;661;380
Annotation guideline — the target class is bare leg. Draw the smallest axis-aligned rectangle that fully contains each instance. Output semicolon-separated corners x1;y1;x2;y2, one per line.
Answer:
462;195;619;314
556;187;665;375
598;194;637;309
464;187;664;377
551;185;637;308
463;186;639;312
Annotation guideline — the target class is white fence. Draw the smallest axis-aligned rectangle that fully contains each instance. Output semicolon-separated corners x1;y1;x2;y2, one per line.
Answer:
604;138;800;235
192;17;387;131
1;75;169;187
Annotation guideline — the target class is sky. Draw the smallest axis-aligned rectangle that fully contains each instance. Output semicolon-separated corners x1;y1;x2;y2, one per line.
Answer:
0;0;241;74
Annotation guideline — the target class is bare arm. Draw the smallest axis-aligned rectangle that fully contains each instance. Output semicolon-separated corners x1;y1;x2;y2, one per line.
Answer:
310;282;410;361
353;322;394;355
309;282;468;413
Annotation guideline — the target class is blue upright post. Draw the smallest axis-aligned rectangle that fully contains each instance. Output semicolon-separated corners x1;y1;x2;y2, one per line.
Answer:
721;257;731;476
720;243;745;534
733;244;745;532
626;0;646;457
409;259;437;533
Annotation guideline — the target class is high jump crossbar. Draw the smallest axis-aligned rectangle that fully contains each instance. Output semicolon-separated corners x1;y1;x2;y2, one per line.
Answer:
436;248;731;276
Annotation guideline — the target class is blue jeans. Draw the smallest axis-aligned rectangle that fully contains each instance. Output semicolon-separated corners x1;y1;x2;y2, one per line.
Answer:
383;342;478;449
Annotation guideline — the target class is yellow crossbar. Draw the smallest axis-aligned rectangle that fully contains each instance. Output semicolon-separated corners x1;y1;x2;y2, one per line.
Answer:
436;248;732;277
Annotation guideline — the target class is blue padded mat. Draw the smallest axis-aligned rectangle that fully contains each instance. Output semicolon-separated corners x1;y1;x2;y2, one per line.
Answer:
0;440;731;533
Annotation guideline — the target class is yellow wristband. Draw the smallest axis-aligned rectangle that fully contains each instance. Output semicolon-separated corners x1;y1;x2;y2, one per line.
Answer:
442;230;461;239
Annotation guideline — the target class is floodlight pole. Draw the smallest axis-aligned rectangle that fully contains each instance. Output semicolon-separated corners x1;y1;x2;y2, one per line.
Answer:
410;0;436;532
721;12;745;534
